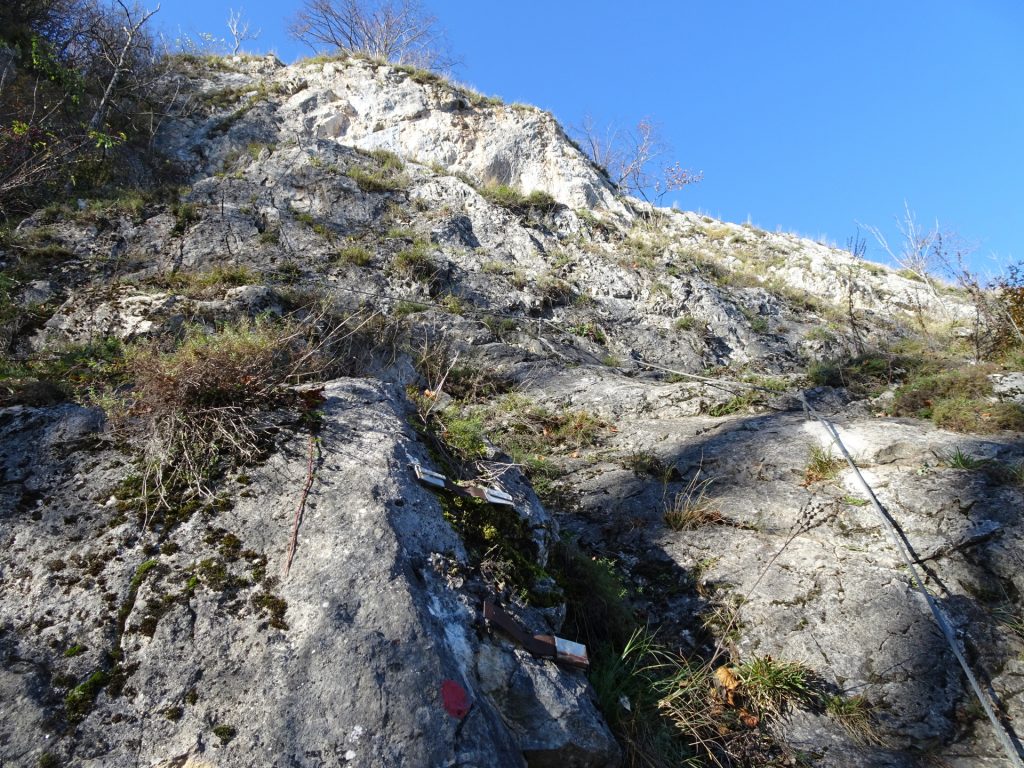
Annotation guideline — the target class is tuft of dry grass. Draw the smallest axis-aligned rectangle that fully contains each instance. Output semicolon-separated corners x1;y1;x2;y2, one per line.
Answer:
124;319;315;509
119;308;403;517
803;445;843;485
664;472;722;530
825;694;883;745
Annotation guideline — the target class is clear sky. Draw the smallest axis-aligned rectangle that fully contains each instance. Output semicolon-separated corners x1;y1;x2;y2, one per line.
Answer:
154;1;1024;276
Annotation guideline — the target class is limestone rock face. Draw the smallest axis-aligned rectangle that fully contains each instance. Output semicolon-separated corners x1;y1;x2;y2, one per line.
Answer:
0;382;616;768
2;53;1021;768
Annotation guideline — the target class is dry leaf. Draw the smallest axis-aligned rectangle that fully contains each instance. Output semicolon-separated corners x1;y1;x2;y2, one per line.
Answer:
714;665;740;707
714;665;740;692
739;709;759;728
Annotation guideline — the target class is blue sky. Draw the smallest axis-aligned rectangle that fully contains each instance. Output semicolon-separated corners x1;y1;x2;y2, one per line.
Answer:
156;1;1024;276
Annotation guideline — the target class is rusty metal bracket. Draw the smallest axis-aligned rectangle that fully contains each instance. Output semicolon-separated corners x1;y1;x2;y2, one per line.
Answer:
483;600;589;670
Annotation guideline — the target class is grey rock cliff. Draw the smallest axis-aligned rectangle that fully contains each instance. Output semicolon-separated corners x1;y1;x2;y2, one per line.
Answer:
1;53;1021;768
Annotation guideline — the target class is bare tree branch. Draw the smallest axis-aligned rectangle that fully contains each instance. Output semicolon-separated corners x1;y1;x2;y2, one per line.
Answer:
862;202;951;320
88;0;160;132
572;116;702;203
226;7;260;56
289;0;455;72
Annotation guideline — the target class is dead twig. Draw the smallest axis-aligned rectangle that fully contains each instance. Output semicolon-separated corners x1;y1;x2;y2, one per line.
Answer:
283;432;317;577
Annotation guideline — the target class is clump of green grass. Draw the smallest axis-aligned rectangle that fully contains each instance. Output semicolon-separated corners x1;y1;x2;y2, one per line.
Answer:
941;447;990;470
365;148;404;171
393;239;435;281
150;265;256;297
488;393;606;459
438;410;488;460
212;724;237;744
1;337;126;407
707;391;760;417
170;200;200;235
742;374;788;392
395;300;428;316
480;183;557;214
735;656;815;716
804;326;835;343
394;63;447;87
535;274;575;307
439;294;464;315
803;446;843;485
335;243;372;266
622;450;666;477
996;607;1024;644
620;235;662;269
568;322;606;345
347;166;409;193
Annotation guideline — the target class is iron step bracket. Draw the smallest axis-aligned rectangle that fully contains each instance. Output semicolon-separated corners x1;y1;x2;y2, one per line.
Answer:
483;487;514;506
412;462;447;489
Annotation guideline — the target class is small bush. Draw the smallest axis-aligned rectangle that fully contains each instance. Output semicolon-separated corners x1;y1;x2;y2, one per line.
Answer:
122;320;323;507
892;365;994;419
887;362;1024;432
932;398;1024;433
809;351;920;396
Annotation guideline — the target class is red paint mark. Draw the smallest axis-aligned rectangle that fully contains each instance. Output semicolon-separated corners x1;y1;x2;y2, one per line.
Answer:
441;679;470;719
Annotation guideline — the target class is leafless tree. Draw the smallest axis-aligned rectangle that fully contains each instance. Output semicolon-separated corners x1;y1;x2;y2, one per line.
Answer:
226;7;260;55
289;0;454;72
863;202;952;320
0;0;164;214
573;115;702;203
87;0;160;132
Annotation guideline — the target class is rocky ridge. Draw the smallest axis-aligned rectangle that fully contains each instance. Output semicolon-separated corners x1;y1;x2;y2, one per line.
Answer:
1;52;1022;768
